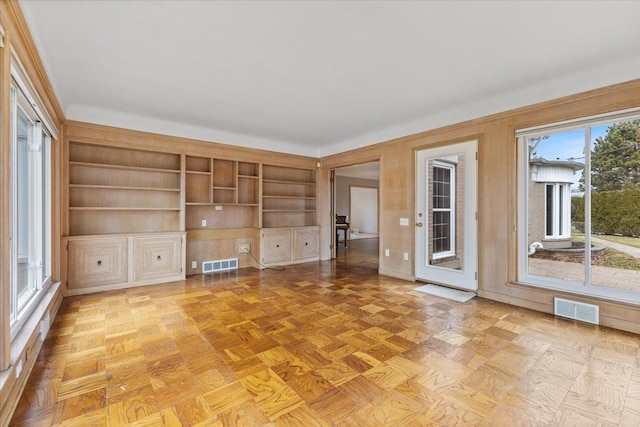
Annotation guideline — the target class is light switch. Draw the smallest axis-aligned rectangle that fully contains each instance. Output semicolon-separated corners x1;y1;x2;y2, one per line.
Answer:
400;218;409;226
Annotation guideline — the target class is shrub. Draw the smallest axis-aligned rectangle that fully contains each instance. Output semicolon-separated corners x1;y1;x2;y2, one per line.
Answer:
583;189;640;236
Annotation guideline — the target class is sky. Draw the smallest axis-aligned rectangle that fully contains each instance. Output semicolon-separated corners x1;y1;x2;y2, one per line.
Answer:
533;124;609;162
531;123;610;191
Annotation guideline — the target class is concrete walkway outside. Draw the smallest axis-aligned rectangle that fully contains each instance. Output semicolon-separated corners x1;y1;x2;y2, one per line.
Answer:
591;236;640;259
529;258;640;292
528;235;640;293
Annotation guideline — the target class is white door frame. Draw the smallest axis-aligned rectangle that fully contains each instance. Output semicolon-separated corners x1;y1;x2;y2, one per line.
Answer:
415;140;478;291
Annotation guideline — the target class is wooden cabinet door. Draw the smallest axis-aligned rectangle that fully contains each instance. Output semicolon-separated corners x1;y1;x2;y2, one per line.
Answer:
68;238;128;290
293;228;319;260
134;235;182;281
261;230;291;264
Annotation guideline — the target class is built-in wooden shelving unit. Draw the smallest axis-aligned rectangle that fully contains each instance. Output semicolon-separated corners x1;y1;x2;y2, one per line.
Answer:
262;165;317;228
64;129;320;290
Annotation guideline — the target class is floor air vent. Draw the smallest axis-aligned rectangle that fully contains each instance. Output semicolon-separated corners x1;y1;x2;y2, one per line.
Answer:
202;258;238;273
554;297;599;325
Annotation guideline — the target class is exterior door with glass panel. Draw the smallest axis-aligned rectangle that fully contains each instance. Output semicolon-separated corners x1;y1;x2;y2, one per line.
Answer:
415;140;477;291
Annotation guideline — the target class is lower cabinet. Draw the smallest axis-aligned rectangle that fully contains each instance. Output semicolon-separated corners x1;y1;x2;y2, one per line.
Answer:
68;237;128;290
293;228;319;260
64;232;185;295
134;235;183;281
261;229;292;264
260;226;319;267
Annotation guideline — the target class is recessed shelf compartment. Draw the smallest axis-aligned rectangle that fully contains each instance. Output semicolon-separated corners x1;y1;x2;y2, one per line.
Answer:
186;204;259;229
262;164;316;227
67;142;182;236
185;156;259;229
69;161;181;174
238;161;259;177
186;156;211;173
70;186;180;209
69;142;181;169
212;159;236;188
69;184;180;192
212;188;236;204
186;173;211;204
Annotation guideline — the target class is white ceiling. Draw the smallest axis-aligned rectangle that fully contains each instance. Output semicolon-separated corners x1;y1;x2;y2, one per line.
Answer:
20;1;640;157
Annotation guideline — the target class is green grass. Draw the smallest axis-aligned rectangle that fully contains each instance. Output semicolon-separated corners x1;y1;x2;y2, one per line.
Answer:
594;249;640;270
566;231;640;270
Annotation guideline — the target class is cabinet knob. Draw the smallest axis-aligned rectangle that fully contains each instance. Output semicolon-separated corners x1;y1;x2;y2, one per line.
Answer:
305;242;309;246
97;260;102;266
276;244;280;248
157;255;162;261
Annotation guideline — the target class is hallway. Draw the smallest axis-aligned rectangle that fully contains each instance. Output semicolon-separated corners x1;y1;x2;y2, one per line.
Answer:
334;237;379;271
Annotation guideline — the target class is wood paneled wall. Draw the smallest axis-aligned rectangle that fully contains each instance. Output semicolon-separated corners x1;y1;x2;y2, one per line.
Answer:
320;79;640;334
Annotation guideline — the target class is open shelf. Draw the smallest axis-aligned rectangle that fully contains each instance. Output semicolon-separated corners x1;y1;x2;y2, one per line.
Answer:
262;209;316;213
69;207;181;211
262;164;317;227
69;161;180;174
262;195;316;199
67;142;182;236
69;184;180;192
186;156;211;173
262;179;316;185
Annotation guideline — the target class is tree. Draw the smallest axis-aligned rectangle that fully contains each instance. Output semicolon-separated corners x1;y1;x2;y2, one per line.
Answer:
582;120;640;191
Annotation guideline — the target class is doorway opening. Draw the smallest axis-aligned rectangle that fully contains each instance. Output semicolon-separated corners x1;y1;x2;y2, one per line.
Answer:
333;162;380;270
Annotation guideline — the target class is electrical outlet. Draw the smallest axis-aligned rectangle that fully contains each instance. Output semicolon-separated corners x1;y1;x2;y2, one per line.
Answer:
201;219;207;227
192;261;197;269
385;249;390;257
215;205;222;211
239;243;250;253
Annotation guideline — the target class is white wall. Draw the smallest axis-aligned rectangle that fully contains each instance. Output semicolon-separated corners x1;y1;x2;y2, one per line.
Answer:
335;176;379;218
350;186;378;234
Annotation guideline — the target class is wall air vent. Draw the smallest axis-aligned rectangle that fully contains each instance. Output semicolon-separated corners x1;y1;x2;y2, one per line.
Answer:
554;297;599;325
202;258;238;274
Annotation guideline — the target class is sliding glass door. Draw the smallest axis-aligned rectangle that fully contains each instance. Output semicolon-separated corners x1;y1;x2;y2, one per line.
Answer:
518;112;640;303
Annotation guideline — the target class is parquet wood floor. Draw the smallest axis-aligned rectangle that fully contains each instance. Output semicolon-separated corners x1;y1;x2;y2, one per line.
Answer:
10;238;640;426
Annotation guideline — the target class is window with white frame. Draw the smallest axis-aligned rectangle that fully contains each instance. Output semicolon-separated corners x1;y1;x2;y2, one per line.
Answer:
518;110;640;304
432;161;455;259
545;183;571;239
9;78;53;338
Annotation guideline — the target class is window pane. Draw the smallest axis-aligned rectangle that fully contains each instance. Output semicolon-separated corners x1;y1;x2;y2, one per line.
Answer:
558;185;564;235
433;167;451;209
433;211;451;253
16;107;37;311
526;130;585;284
545;185;554;236
589;120;640;293
42;129;50;283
